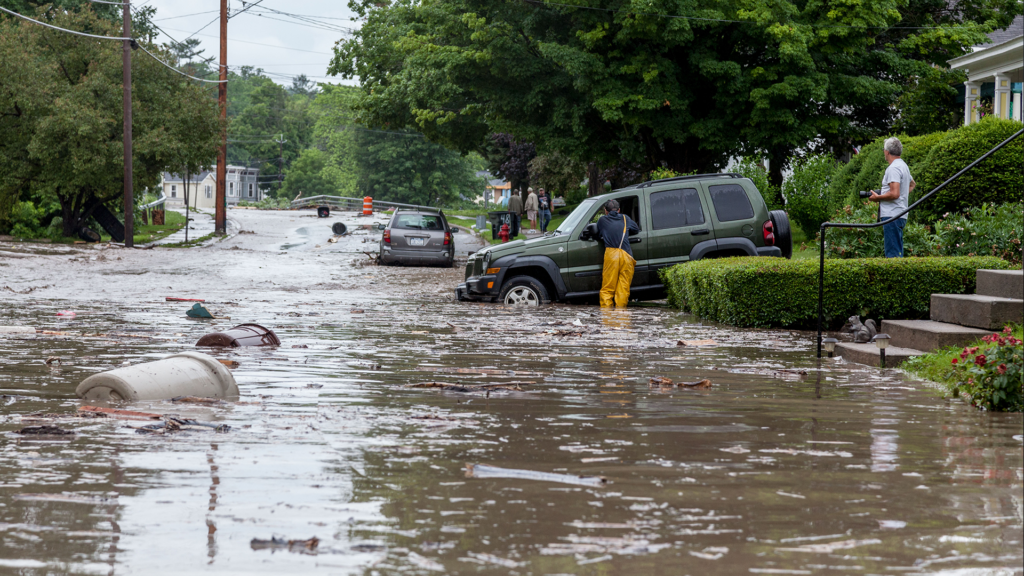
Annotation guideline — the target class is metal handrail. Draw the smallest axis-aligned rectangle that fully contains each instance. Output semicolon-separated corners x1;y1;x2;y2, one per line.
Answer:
815;127;1024;358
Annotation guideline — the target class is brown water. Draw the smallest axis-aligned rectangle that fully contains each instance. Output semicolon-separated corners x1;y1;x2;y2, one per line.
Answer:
1;209;1021;575
2;298;1021;575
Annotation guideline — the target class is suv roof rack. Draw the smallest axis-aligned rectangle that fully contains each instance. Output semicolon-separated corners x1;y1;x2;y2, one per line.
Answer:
636;172;744;188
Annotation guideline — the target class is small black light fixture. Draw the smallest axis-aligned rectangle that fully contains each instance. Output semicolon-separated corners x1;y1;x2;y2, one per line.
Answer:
872;333;891;368
821;337;839;358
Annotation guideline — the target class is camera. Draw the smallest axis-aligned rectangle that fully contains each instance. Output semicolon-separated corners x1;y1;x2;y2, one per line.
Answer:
858;190;872;199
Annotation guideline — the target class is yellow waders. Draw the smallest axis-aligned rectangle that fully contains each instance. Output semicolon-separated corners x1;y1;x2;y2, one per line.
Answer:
599;219;634;308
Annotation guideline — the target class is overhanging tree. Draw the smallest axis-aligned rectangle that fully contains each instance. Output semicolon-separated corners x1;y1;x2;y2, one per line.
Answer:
330;0;1015;203
0;7;219;236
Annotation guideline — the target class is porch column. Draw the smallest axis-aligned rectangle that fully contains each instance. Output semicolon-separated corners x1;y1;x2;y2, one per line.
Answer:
964;81;980;125
994;73;1011;119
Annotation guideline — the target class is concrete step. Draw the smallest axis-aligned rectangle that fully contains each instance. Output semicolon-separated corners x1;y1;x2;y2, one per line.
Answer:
881;319;990;353
835;342;924;368
930;294;1023;330
977;269;1023;300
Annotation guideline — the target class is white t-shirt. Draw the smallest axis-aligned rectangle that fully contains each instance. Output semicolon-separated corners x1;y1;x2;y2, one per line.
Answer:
879;158;912;221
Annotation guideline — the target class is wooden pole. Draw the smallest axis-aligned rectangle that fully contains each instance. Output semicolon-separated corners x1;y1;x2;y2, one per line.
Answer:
123;0;134;246
215;0;228;234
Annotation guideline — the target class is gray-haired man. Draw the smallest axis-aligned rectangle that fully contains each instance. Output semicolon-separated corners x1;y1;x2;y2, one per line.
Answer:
868;137;916;258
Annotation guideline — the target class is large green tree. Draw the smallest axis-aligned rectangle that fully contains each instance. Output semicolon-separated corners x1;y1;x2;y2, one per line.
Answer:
0;7;219;236
330;0;1016;203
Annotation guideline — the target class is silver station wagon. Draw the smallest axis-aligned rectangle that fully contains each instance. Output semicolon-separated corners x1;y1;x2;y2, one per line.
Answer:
378;208;460;267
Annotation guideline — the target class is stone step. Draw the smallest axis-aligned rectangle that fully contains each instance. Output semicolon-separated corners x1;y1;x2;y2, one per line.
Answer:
977;269;1024;300
930;294;1023;330
835;342;924;368
881;319;990;353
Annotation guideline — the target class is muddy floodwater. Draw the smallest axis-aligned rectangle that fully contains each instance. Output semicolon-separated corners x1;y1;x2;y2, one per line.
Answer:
1;209;1021;575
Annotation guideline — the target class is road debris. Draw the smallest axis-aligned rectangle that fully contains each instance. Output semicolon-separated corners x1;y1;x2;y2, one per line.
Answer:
57;310;76;317
218;359;240;368
250;536;320;554
465;463;607;486
648;377;712;389
16;425;75;436
677;339;717;346
79;406;160;420
166;297;205;302
76;351;238;402
197;323;280;347
45;356;61;365
405;382;526;392
185;303;215;319
135;417;231;434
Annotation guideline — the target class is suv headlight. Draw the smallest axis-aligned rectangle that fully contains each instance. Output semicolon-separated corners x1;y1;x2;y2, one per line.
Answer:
482;250;491;268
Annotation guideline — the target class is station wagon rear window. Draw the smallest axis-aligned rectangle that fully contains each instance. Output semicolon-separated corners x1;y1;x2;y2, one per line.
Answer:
651;188;704;230
394;215;444;230
708;184;754;222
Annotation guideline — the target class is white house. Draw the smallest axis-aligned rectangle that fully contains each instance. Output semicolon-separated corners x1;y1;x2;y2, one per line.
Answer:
948;15;1023;125
161;165;262;209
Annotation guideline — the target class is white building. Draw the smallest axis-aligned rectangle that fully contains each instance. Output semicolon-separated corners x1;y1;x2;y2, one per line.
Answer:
161;165;263;209
948;15;1023;125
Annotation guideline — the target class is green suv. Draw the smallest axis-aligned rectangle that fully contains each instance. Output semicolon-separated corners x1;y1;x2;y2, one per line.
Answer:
456;173;792;305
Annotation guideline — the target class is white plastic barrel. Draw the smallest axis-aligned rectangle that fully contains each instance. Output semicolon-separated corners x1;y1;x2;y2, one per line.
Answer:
76;351;239;402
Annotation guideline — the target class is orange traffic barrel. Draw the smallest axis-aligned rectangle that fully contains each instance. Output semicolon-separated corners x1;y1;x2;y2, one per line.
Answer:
363;196;373;215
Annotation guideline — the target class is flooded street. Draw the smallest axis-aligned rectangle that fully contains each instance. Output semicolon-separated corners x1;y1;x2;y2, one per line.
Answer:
1;209;1021;575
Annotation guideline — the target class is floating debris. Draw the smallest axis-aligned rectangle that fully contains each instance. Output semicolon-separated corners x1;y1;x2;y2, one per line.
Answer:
16;425;75;436
250;536;319;554
648;377;712;389
677;339;716;346
78;406;160;420
405;382;526;392
465;463;607;487
170;396;225;405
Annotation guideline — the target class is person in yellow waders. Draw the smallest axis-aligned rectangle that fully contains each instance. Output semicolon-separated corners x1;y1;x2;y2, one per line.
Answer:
597;199;640;308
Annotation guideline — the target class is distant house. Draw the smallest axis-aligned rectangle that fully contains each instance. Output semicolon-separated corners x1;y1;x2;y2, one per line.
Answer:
949;15;1023;124
161;165;262;209
475;170;511;205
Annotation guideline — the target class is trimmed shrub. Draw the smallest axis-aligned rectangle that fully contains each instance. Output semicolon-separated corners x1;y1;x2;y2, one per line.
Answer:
821;201;939;259
660;256;1012;329
911;117;1024;222
936;202;1023;265
782;153;840;238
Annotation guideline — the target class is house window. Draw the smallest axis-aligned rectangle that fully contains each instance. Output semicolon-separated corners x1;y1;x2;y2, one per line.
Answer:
205;185;212;199
170;185;177;198
248;183;254;198
229;182;235;197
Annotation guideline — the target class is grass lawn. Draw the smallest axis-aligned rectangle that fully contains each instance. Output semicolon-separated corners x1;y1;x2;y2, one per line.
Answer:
98;210;187;245
790;226;820;261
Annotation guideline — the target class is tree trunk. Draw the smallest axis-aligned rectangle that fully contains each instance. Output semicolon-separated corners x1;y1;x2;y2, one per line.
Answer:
587;162;601;197
59;191;98;238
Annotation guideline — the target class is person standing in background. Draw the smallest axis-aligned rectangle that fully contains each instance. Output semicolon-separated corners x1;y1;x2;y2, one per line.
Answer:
868;137;916;258
537;188;552;233
507;189;524;238
524;187;539;232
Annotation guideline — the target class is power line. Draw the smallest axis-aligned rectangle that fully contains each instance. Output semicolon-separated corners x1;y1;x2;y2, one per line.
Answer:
160;26;334;55
153;10;220;22
0;5;128;40
137;44;227;83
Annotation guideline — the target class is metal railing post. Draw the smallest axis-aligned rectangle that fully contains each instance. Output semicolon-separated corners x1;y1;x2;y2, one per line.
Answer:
817;224;826;358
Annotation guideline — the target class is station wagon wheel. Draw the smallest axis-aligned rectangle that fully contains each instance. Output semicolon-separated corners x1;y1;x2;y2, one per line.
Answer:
499;276;549;307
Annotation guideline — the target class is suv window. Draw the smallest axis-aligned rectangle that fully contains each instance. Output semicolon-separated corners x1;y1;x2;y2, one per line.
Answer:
651;188;704;230
394;214;443;230
708;184;754;222
589;195;641;227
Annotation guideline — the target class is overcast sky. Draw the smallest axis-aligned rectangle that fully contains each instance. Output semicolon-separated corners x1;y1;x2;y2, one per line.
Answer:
142;0;359;87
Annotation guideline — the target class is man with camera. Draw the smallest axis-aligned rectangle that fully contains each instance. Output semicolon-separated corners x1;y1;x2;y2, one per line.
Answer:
866;137;916;258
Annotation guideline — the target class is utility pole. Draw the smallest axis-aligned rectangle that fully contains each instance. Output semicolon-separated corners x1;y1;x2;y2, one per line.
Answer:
122;0;134;247
215;0;228;235
275;134;287;196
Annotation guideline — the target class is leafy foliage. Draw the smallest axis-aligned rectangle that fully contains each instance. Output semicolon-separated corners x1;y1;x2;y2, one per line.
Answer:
329;0;1013;187
280;148;334;200
820;201;939;259
782;153;841;238
660;255;1010;329
485;134;535;193
528;152;585;198
0;7;220;236
935;203;1024;265
894;68;968;136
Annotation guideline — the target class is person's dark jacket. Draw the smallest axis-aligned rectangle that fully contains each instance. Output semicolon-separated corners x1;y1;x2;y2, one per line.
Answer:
597;210;640;258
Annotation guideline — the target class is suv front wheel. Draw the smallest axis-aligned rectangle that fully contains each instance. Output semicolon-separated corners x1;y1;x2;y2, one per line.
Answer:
500;276;549;306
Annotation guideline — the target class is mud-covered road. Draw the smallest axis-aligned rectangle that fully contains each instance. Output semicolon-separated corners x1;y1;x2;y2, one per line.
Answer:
1;209;1021;575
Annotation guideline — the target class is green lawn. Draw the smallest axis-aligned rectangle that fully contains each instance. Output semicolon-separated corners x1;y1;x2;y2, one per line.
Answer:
98;210;187;245
790;226;820;260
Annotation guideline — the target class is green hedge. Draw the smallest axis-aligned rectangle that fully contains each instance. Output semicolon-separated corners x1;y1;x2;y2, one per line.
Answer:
661;256;1014;329
827;118;1022;222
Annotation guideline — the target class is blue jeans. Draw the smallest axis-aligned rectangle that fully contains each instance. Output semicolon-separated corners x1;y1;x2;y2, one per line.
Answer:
882;217;906;258
539;209;552;232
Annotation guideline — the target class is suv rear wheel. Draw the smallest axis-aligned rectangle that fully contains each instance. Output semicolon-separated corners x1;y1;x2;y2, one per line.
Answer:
769;210;793;259
500;276;549;306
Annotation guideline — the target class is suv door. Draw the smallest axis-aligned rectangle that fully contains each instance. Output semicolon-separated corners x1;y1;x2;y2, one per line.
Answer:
703;181;757;246
645;187;716;277
565;194;648;293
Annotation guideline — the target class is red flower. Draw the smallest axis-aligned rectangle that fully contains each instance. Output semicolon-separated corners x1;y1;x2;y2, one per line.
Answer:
951;358;959;365
998;364;1007;375
1003;326;1013;334
974;354;987;366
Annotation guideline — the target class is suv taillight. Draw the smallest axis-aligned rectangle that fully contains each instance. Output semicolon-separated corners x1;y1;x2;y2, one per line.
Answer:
383;230;391;244
763;220;775;246
443;232;451;245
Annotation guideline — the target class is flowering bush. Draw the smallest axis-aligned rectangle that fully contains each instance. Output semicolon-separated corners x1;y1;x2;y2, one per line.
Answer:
935;202;1023;266
949;327;1023;412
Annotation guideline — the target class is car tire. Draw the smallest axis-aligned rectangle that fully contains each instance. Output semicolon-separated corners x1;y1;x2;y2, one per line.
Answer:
769;210;793;259
499;276;549;307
